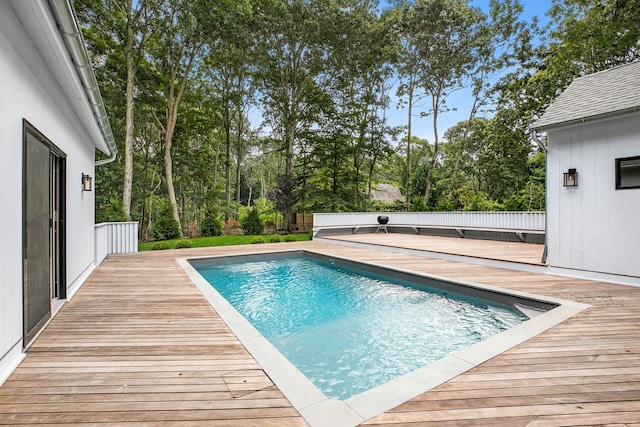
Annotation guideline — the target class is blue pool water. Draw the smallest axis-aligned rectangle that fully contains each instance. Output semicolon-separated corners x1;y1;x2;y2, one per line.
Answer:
194;255;527;399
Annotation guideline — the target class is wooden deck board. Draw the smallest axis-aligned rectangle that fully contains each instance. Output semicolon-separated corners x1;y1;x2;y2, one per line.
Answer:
1;237;639;425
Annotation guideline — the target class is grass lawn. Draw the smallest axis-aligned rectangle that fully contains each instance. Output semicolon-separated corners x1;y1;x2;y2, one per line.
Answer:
139;233;312;251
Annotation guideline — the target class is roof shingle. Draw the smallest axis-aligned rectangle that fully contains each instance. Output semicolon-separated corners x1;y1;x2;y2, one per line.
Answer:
531;61;640;130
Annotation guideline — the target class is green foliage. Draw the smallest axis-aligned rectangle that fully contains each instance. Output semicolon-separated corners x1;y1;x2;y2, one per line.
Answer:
250;237;265;244
79;0;640;223
150;204;181;241
151;241;172;250
200;211;223;237
100;195;128;223
174;240;193;249
269;235;282;243
138;233;312;251
241;208;264;235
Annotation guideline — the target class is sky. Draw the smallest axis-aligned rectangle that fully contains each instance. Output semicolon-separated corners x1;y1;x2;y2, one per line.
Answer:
384;0;554;143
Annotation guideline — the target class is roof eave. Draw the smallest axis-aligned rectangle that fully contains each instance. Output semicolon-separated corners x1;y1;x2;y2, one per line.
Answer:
531;106;640;132
9;0;117;161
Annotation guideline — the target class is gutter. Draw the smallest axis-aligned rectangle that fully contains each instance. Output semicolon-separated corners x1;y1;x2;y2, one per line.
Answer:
47;0;117;166
529;129;548;264
530;129;547;153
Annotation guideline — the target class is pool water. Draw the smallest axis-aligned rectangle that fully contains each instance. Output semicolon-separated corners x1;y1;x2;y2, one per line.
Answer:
194;255;527;400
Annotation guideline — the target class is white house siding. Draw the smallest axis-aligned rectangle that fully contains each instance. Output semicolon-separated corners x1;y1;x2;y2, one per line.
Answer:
0;2;97;384
547;113;640;278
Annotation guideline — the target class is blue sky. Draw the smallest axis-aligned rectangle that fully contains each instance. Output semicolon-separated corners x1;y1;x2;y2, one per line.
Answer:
385;0;554;143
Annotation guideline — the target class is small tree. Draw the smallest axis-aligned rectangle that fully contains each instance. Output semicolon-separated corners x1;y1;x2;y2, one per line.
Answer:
241;208;263;235
150;204;181;241
200;210;223;237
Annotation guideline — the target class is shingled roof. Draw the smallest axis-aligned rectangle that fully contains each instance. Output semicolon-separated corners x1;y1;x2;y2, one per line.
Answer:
531;61;640;130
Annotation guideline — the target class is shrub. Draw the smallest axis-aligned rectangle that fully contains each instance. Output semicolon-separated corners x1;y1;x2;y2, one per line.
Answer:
151;241;172;250
99;195;128;223
200;212;223;237
174;240;193;249
241;208;264;235
251;237;265;244
223;219;242;236
284;234;297;242
264;220;276;233
150;206;181;241
182;221;200;239
269;235;282;243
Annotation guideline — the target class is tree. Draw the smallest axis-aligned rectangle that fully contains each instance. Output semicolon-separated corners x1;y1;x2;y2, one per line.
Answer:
548;0;640;76
241;207;264;235
121;0;155;220
253;0;333;231
147;0;207;235
203;13;255;210
409;0;490;206
389;1;425;211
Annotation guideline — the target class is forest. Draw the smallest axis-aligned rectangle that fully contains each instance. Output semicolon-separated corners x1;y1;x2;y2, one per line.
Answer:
75;0;640;239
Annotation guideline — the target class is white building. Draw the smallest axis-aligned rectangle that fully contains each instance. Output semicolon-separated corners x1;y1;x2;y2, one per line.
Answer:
532;61;640;285
0;1;116;384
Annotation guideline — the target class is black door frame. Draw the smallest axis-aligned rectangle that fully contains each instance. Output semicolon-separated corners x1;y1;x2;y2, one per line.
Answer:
22;120;67;347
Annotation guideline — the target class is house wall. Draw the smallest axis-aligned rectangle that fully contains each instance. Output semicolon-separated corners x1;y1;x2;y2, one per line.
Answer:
0;2;97;384
547;112;640;279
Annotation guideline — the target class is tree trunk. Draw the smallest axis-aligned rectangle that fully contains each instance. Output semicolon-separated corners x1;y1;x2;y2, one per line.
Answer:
424;96;439;207
164;111;181;234
284;104;296;233
122;0;137;220
235;110;243;203
224;105;232;210
405;71;415;211
163;44;201;236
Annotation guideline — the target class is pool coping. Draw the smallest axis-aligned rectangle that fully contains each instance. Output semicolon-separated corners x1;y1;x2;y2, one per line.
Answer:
178;249;590;427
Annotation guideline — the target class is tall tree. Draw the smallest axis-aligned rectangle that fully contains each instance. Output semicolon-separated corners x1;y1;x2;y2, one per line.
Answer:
389;1;425;211
122;0;154;220
76;0;155;221
548;0;640;76
253;0;331;231
409;0;489;207
147;0;207;234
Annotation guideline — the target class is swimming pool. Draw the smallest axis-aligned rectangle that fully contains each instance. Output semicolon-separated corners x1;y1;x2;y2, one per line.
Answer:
192;254;527;399
180;250;588;427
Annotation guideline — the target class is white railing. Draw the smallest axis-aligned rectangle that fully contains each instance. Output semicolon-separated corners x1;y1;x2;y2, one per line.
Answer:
95;222;138;265
313;212;545;233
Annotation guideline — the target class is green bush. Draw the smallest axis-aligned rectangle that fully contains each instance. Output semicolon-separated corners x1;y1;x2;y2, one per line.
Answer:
251;237;265;244
151;241;172;250
174;240;193;249
241;208;264;235
151;206;181;241
200;212;223;237
269;235;282;243
101;196;128;223
284;234;297;242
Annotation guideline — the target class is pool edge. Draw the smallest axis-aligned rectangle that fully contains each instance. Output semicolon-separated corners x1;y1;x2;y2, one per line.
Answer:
178;250;590;427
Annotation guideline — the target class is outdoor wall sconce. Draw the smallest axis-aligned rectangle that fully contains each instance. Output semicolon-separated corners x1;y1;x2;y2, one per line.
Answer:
563;168;578;187
82;173;93;191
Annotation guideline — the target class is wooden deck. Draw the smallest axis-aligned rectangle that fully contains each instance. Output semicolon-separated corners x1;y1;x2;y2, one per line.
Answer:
320;233;546;266
1;237;639;425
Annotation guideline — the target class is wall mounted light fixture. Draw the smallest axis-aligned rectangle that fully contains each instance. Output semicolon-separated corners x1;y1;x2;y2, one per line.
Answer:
563;168;578;187
82;173;93;191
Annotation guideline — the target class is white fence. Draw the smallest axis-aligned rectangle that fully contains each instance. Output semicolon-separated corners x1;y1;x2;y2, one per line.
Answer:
95;222;138;265
313;212;545;230
313;212;545;240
